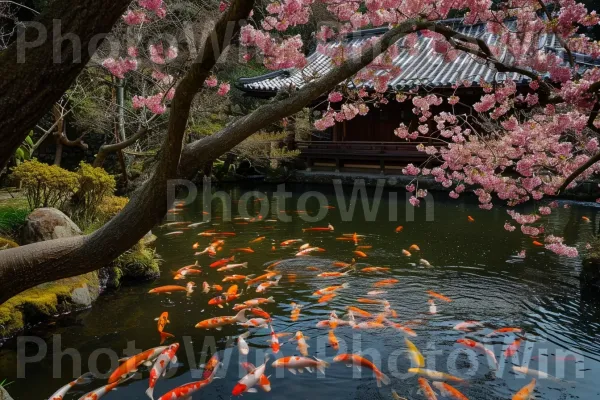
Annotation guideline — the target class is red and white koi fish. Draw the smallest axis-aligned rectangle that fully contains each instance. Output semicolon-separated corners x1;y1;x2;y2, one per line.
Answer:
512;366;559;381
235;297;275;308
417;377;438;400
155;312;174;345
210;256;235;268
246;272;279;286
202;281;210;293
239;362;272;393
146;343;180;400
256;276;282;293
217;262;248;272
408;368;464;383
271;356;329;374
108;346;168;384
505;338;522;357
148;282;195;296
200;353;221;381
239;318;270;329
512;378;536;400
79;377;130;400
453;321;482;331
195;310;247;331
158;358;221;400
432;382;469;400
281;239;303;246
296;247;326;256
238;331;250;355
232;356;271;396
457;338;498;369
267;324;280;353
303;224;334;232
333;354;390;387
293;331;310;356
314;283;349;296
48;372;94;400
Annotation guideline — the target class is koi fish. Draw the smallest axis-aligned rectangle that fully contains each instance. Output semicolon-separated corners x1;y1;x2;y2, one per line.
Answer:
79;378;129;400
173;268;201;280
174;261;200;275
367;290;387;296
149;282;195;296
391;389;408;400
164;231;184;237
532;240;544;246
317;271;350;278
374;279;399;287
486;327;522;337
223;275;250;282
246;272;279;286
195;310;248;330
147;343;179;400
108;346;168;384
361;267;390;273
395;226;404;233
347;306;372;318
250;236;266;243
290;303;302;321
357;298;386;304
281;239;303;246
268;325;280;353
232;355;270;396
294;331;310;356
453;321;482;331
211;284;223;292
385;320;417;337
419;259;432;267
303;224;334;232
332;261;353;268
188;221;209;228
333;354;390;387
217;262;248;272
200;353;220;380
296;247;326;256
468;216;475;222
47;372;94;400
582;216;591;222
353;315;386;330
429;299;437;314
256;276;282;293
402;249;412;256
431;382;468;400
158;359;221;400
155;312;174;344
231;247;254;253
210;256;235;268
328;330;339;350
248;308;271;319
418;378;438;400
405;338;425;368
318;293;337;303
314;283;349;296
409;244;420;251
456;339;498;369
299;243;311;250
357;245;372;250
238;297;275;307
512;378;536;400
272;356;329;374
427;290;452;302
512;366;559;381
408;368;464;382
505;338;522;357
237;331;250;355
239;318;271;329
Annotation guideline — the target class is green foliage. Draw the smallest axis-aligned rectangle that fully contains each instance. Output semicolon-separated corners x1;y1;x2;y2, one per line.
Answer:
0;198;29;239
98;196;129;222
12;160;79;211
72;162;117;224
111;241;161;286
1;378;13;388
14;131;34;165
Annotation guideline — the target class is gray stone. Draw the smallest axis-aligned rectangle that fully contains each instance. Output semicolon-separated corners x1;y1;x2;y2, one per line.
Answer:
21;208;82;244
0;387;14;400
71;284;93;307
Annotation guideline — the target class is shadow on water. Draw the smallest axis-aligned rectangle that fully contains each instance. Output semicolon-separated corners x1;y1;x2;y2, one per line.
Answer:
1;183;600;399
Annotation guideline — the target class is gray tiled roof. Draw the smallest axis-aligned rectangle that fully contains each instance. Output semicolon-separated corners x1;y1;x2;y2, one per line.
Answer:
238;19;598;93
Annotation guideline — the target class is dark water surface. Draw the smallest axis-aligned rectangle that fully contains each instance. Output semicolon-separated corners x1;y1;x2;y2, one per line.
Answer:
1;183;600;399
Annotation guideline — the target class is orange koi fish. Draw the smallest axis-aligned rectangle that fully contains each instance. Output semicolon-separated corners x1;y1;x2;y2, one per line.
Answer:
409;244;420;251
357;298;386;304
486;327;522;337
353;250;367;258
402;249;412;256
532;240;543;246
427;290;452;302
395;226;404;233
280;239;302;246
328;330;340;350
332;261;352;268
250;236;266;243
361;267;391;273
303;223;334;232
195;310;247;330
238;297;275;307
374;279;399;287
468;216;475;222
155;312;174;344
431;382;468;400
582;216;591;222
192;242;200;250
317;271;350;278
385;320;417;337
457;338;498;369
333;354;390;387
417;378;438;400
231;247;254;253
347;306;372;318
353;314;387;330
239;318;271;329
296;247;326;256
266;260;282;270
512;378;536;400
306;266;320;271
313;283;349;296
157;362;220;400
108;346;168;384
256;276;282;293
453;321;482;331
248;308;271;319
357;245;372;250
318;293;337;303
149;282;195;296
246;272;279;286
210;256;235;268
271;356;329;374
223;275;250;282
293;331;310;356
211;284;223;292
290;303;302;321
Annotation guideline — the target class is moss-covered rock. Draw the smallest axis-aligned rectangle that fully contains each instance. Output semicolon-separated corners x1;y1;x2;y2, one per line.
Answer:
0;273;100;338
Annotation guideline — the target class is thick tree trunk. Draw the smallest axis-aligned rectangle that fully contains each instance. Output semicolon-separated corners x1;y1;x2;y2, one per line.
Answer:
0;0;132;170
0;17;427;305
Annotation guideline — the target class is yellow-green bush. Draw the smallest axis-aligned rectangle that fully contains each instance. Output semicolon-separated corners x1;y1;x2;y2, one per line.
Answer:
73;162;116;223
12;160;79;211
98;196;129;221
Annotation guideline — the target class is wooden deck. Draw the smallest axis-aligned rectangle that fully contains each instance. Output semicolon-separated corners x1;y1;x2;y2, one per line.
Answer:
295;141;436;171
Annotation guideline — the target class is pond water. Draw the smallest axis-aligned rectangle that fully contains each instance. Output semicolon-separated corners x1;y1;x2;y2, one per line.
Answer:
1;182;600;400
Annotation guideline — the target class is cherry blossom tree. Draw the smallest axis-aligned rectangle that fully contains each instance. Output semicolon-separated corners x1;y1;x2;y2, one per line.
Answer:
1;0;600;303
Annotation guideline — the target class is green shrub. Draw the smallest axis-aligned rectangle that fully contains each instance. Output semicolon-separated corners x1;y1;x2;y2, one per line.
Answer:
98;196;129;221
11;160;79;211
0;198;29;239
72;162;117;223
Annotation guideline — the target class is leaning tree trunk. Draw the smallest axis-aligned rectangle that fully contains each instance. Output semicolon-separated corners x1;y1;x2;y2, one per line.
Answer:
0;0;133;170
